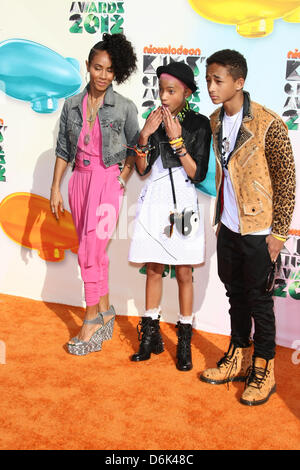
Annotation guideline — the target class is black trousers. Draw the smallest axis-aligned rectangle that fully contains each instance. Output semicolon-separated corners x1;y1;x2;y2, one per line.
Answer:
217;224;276;360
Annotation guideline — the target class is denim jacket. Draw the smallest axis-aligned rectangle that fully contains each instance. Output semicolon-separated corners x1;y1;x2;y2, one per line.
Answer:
55;84;139;167
139;109;211;184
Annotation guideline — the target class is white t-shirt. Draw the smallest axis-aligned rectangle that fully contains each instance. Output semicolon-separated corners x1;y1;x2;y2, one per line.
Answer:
221;109;271;236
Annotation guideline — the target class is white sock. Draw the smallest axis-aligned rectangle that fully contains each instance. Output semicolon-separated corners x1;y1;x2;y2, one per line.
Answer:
178;314;193;325
144;306;161;320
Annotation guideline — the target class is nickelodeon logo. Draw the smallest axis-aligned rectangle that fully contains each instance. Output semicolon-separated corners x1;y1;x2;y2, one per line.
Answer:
287;49;300;59
283;49;300;130
142;45;205;117
144;44;201;56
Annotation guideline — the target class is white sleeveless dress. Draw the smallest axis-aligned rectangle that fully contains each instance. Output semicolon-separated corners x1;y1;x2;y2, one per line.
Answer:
128;155;205;265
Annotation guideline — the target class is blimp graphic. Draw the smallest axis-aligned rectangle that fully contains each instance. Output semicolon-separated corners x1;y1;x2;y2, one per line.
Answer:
188;0;300;37
0;38;82;113
0;192;79;262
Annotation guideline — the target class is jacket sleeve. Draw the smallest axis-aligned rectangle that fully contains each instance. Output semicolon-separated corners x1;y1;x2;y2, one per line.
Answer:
188;117;212;184
265;119;296;238
124;100;140;157
55;100;71;162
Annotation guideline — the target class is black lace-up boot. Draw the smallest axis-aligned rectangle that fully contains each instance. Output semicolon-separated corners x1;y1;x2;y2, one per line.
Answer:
131;316;164;362
176;322;193;371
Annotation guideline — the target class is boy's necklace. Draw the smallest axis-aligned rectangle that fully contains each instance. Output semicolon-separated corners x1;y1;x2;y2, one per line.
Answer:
222;107;243;158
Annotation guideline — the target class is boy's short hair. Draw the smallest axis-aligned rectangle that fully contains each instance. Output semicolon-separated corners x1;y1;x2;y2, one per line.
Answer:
206;49;248;81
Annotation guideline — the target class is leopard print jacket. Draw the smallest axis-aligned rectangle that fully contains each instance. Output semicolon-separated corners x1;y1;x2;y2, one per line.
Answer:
211;93;296;237
265;118;296;237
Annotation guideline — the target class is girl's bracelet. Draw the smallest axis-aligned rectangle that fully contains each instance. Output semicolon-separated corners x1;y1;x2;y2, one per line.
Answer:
132;143;153;158
169;136;183;145
170;137;185;154
123;139;152;158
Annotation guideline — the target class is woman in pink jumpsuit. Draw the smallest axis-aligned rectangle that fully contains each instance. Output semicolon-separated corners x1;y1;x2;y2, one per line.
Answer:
69;93;123;305
50;34;139;355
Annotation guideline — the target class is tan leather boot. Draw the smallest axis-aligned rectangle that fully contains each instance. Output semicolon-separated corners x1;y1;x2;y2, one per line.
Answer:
200;342;252;385
240;357;276;406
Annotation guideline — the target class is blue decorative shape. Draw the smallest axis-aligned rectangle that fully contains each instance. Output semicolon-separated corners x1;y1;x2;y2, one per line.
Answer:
196;142;216;197
0;38;82;113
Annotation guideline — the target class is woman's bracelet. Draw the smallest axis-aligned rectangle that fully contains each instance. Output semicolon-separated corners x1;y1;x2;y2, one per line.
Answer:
117;175;126;189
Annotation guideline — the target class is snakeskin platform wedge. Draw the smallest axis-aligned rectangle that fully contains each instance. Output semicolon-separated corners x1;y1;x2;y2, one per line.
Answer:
67;312;105;356
101;305;116;341
67;306;116;356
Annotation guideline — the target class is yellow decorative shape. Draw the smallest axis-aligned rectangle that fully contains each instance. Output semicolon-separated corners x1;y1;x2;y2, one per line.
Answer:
283;6;300;22
188;0;300;37
0;192;78;262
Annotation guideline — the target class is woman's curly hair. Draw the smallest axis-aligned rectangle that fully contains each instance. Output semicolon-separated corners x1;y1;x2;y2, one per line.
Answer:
88;33;137;84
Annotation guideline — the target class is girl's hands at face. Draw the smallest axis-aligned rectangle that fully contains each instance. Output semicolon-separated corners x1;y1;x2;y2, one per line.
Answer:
141;107;163;140
162;106;182;140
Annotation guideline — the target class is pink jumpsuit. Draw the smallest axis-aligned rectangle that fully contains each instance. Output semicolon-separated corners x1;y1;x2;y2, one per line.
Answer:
68;94;123;306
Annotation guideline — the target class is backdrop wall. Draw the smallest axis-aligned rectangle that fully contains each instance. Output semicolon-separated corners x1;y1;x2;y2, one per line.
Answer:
0;0;299;349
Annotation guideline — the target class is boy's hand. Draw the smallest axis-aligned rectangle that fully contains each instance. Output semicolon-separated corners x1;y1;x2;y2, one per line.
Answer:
215;222;221;238
266;234;285;262
162;106;182;140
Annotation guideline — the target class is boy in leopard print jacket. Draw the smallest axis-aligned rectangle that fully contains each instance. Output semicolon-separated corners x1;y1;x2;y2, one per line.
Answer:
200;49;296;407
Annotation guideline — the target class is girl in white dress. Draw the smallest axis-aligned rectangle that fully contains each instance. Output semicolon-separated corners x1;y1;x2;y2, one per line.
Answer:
129;62;211;370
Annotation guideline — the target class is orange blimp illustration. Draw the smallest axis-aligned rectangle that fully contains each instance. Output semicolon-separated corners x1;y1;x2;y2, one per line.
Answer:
188;0;300;37
0;192;78;262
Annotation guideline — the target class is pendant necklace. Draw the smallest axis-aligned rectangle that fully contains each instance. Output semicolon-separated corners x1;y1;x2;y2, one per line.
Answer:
83;94;103;146
222;107;243;168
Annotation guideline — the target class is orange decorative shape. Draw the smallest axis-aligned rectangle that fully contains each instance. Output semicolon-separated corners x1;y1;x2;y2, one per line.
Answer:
0;192;78;262
289;229;300;236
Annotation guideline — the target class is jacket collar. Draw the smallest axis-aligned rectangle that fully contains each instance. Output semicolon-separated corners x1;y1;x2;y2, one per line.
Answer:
70;83;115;110
214;91;254;160
217;90;253;123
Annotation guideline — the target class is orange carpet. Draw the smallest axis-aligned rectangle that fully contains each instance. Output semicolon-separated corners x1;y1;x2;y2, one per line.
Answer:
0;293;299;450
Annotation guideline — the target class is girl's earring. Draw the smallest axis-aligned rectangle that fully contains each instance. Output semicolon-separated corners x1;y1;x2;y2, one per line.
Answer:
85;71;90;83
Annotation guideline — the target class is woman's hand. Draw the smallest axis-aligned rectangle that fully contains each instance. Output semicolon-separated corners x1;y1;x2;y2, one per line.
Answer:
162;106;182;140
50;157;68;219
50;187;64;220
